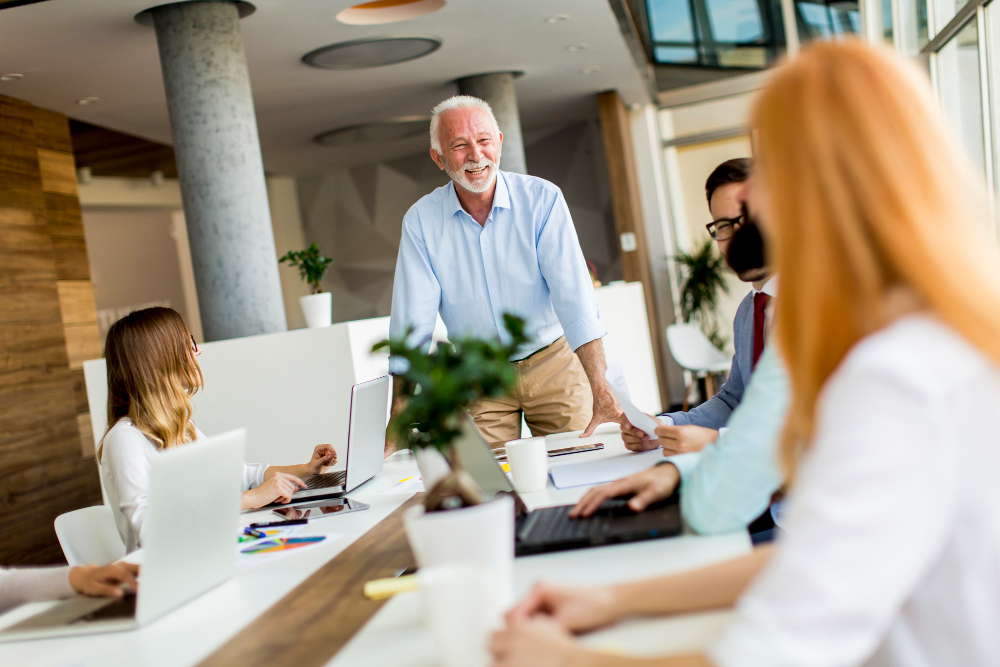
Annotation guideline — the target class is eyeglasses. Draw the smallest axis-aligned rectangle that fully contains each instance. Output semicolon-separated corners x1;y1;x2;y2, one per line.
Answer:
706;214;745;241
191;335;198;353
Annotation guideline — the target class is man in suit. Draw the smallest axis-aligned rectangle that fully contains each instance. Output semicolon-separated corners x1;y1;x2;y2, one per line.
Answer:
623;158;774;452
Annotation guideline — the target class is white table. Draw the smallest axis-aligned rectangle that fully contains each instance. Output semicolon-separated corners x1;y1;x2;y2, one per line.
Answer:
0;426;749;666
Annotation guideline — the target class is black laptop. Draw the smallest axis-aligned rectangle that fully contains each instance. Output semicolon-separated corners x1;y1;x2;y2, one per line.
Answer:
451;416;681;557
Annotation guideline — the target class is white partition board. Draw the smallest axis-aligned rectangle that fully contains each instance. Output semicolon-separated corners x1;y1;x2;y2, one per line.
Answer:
595;281;662;415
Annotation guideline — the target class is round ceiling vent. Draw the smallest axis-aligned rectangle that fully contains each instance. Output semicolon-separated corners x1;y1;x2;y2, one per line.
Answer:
314;116;431;147
336;0;446;25
302;36;442;70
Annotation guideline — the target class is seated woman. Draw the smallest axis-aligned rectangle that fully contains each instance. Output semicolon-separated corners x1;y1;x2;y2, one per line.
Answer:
1;562;138;614
98;307;337;552
491;41;1000;667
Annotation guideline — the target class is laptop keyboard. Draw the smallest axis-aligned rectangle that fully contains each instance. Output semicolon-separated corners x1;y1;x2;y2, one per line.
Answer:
304;471;346;490
522;499;637;543
73;593;136;624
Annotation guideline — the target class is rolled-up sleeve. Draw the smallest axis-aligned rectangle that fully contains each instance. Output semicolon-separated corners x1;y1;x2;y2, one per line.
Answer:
388;211;442;374
535;189;606;351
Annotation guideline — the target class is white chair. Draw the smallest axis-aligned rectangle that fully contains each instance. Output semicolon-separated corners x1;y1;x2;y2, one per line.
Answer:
54;505;126;567
666;323;732;410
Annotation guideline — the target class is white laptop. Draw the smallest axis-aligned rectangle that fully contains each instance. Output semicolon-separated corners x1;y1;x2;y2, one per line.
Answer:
0;429;246;643
287;375;390;501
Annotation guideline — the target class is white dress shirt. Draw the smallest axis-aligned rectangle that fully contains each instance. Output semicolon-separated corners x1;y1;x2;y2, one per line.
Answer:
710;314;1000;666
100;419;267;552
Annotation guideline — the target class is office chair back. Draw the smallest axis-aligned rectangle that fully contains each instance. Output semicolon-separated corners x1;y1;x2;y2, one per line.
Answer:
54;505;126;567
666;324;732;374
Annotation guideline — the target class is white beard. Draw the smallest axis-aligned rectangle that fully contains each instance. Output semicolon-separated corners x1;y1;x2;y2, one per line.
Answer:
446;155;500;194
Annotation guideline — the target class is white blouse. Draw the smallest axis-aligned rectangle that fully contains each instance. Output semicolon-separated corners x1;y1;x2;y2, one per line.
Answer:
100;419;268;552
710;315;1000;667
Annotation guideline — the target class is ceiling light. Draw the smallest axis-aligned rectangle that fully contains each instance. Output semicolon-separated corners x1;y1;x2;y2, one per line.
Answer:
545;14;569;23
336;0;446;25
566;43;588;51
76;97;100;105
314;116;431;147
303;36;442;70
581;66;601;74
0;73;23;82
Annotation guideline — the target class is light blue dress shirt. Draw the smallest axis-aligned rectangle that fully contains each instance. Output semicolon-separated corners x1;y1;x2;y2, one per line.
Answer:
389;171;606;368
665;344;789;534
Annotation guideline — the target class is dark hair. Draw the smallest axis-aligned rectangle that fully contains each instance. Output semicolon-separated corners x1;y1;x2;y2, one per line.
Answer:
705;158;752;206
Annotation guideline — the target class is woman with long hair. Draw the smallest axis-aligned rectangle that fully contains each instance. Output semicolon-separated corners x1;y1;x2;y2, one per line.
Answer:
490;40;1000;667
99;307;337;552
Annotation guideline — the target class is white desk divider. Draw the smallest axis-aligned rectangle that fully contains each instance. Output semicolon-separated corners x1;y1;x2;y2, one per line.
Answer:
83;283;660;484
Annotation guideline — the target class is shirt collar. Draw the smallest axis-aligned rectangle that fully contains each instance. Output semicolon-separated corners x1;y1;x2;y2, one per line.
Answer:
752;273;779;298
447;170;511;219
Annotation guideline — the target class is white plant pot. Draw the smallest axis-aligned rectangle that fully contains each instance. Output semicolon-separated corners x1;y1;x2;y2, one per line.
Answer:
414;447;451;492
404;494;515;608
299;292;332;328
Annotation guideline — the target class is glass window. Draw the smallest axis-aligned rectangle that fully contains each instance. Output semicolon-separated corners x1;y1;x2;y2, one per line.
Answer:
897;0;930;55
647;0;697;42
935;16;986;173
796;0;862;41
655;45;701;63
935;0;973;33
705;0;766;42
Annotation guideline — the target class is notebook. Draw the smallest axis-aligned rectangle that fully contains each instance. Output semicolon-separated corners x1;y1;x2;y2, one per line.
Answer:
548;448;665;489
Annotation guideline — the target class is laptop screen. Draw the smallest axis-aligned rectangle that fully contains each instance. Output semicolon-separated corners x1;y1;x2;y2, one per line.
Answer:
452;415;515;499
344;375;390;492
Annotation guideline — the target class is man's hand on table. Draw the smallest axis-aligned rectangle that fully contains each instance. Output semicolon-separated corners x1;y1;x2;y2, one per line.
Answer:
580;386;624;438
570;464;681;518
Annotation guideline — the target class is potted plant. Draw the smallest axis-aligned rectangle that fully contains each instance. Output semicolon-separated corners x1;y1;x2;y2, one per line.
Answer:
674;237;730;349
279;243;334;328
373;314;528;606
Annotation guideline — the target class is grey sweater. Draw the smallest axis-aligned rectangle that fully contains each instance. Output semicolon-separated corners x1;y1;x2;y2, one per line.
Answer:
0;566;74;614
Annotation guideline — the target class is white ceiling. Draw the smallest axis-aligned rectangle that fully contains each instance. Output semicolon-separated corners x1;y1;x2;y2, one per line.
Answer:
0;0;650;176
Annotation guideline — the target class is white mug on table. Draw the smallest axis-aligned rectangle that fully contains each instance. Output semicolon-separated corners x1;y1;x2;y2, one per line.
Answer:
505;436;548;493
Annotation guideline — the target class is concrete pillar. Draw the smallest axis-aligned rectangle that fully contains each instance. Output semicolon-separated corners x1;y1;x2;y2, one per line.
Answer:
149;0;287;341
457;72;527;174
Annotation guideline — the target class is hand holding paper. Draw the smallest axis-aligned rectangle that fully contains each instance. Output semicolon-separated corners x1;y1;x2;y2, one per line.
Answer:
605;362;660;439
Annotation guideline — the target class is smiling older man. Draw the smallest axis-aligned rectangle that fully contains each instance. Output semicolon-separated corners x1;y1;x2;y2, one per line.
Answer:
385;95;622;452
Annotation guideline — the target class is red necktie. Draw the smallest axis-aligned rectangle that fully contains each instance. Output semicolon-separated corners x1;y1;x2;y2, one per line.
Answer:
752;292;769;369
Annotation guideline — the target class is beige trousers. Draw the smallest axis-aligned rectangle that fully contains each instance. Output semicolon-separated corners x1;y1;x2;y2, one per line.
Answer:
469;337;593;449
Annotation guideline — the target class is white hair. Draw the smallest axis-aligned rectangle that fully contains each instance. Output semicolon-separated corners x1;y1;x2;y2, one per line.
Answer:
429;95;500;154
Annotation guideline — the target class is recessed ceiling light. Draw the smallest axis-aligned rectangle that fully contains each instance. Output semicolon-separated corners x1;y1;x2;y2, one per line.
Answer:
303;36;442;70
76;97;100;106
337;0;446;25
581;66;601;74
1;73;23;82
566;43;588;51
545;14;569;23
314;116;431;147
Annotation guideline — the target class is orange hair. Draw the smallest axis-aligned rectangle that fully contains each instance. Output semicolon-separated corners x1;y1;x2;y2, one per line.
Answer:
752;39;1000;476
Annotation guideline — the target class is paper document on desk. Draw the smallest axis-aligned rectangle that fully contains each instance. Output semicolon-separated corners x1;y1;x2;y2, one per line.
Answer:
549;449;664;489
606;361;660;438
381;476;426;495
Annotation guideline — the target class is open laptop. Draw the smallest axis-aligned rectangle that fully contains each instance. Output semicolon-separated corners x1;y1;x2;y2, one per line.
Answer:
286;375;390;502
0;429;245;643
452;416;681;557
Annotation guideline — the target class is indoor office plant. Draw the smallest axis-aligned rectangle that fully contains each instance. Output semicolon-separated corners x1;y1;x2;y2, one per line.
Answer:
373;314;528;604
674;238;729;349
279;243;334;328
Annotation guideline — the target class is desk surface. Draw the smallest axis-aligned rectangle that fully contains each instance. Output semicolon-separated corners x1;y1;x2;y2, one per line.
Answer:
0;425;750;667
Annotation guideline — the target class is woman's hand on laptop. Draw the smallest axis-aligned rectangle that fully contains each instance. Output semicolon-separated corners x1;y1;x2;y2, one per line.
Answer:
242;472;307;509
569;464;681;518
306;444;337;475
68;562;139;599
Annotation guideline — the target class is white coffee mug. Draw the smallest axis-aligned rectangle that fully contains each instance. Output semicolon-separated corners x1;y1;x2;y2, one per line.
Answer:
420;562;501;667
505;436;548;493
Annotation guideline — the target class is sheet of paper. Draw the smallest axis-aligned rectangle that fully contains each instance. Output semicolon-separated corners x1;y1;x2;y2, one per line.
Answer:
606;363;659;438
549;449;664;489
381;475;426;495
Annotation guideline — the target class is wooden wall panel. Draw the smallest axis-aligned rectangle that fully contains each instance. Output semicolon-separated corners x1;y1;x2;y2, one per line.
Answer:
0;93;101;565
